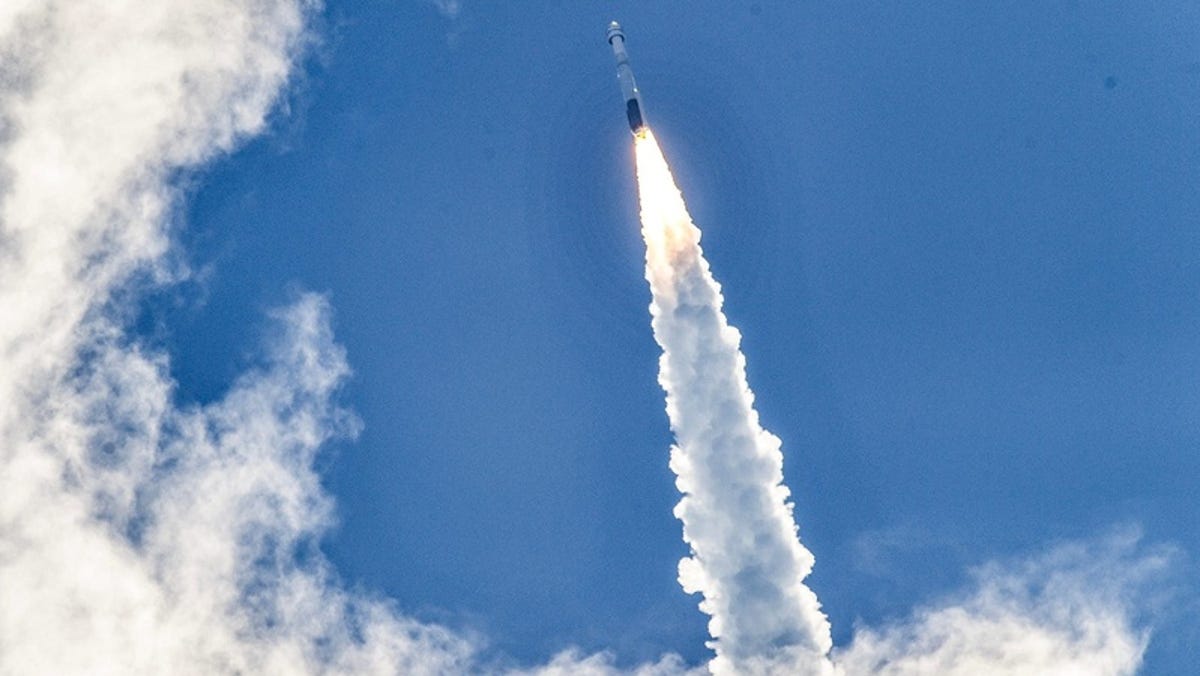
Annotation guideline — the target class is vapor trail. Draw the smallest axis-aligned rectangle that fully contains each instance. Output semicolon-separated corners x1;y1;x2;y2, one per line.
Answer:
634;131;835;676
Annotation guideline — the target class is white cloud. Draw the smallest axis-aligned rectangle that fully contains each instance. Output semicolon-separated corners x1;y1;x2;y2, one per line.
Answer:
0;2;679;673
512;650;700;676
0;1;476;673
835;530;1173;676
424;0;462;20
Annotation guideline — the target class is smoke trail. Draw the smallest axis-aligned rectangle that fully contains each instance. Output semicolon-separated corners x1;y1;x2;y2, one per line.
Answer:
631;129;1174;676
634;131;835;675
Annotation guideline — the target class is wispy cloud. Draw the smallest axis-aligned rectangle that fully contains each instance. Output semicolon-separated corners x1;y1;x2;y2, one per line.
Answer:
417;0;468;49
836;530;1174;675
0;2;677;672
423;0;462;20
0;0;479;670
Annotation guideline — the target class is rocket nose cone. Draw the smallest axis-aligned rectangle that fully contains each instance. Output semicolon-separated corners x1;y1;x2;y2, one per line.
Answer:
607;21;624;43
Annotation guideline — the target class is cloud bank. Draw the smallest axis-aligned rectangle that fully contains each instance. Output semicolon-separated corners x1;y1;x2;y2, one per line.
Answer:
0;2;679;673
835;530;1172;676
0;1;480;673
0;2;1174;675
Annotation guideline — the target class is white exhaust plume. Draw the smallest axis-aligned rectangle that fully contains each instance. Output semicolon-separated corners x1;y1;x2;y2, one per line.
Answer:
632;131;1172;676
634;131;836;676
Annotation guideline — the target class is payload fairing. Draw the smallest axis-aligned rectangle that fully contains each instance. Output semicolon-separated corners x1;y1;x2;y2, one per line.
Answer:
607;22;648;136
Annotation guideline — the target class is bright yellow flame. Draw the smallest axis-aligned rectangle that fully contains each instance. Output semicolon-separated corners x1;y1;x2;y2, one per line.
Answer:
634;130;701;266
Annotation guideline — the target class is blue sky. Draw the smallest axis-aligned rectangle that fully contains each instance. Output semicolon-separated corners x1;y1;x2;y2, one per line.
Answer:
3;1;1197;673
164;1;1200;670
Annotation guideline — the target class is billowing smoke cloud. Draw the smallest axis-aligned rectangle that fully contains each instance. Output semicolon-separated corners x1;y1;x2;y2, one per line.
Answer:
632;131;1172;676
0;1;1174;674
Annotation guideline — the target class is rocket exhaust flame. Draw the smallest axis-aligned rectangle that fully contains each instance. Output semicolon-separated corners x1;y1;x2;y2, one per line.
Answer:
634;131;836;675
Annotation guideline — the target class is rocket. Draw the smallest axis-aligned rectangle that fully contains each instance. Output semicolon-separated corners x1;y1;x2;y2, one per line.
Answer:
606;22;648;136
